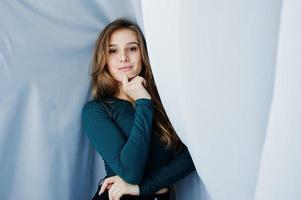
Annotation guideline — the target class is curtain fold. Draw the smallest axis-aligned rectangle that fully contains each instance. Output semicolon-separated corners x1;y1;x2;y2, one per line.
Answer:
141;0;291;199
0;1;141;199
255;0;301;199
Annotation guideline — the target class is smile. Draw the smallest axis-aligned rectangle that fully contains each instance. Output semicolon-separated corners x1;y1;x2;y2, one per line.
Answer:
119;66;133;72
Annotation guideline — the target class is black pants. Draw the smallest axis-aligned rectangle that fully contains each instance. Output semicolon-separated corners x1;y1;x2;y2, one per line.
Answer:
92;177;171;200
92;189;170;200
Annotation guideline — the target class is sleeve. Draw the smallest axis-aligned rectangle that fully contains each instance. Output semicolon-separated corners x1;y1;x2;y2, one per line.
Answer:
81;99;154;184
138;145;196;195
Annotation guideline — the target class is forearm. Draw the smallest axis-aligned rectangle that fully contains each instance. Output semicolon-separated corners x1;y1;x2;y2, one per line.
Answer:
117;98;154;183
138;145;196;195
82;99;154;184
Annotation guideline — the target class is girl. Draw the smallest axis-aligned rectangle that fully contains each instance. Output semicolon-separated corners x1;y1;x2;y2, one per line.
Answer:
82;18;196;200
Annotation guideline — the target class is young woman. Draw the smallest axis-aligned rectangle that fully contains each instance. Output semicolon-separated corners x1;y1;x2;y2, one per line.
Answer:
82;18;196;200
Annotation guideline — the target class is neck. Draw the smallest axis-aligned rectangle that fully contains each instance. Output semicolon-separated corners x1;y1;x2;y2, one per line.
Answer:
116;87;134;104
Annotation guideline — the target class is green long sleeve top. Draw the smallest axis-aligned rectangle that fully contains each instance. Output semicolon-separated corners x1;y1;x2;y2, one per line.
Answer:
82;97;196;195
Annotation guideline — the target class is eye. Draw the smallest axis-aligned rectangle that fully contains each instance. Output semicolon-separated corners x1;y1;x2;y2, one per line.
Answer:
108;49;117;54
129;47;138;52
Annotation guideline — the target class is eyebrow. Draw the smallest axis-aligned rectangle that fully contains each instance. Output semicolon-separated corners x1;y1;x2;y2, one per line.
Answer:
109;42;139;47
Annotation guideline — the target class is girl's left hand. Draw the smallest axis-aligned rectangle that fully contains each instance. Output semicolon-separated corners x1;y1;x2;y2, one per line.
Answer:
99;175;139;200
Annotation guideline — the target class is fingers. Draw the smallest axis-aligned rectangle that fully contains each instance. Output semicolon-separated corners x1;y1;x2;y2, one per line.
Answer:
155;187;169;194
121;75;149;100
122;76;146;92
121;74;128;87
142;79;147;87
99;177;116;195
109;184;123;200
130;76;146;87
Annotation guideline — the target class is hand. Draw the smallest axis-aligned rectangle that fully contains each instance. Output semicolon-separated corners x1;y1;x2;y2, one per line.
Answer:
155;187;169;194
99;176;139;200
121;74;151;101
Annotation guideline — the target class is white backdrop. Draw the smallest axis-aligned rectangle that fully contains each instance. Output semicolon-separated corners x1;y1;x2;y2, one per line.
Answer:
0;0;142;199
142;0;300;200
255;0;301;199
1;0;300;200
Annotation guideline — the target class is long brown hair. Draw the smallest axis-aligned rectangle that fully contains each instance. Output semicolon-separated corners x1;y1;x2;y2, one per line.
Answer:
91;18;183;152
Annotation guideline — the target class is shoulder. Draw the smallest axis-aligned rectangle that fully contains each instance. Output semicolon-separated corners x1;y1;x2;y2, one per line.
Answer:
82;100;108;119
82;99;102;111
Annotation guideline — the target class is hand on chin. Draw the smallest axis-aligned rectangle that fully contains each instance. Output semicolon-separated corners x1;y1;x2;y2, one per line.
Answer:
119;72;136;82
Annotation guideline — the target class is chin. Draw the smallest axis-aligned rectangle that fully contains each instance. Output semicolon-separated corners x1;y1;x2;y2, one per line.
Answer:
128;73;138;79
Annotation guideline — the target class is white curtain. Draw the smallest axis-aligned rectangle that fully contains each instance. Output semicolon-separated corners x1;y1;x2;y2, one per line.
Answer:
255;0;301;199
141;0;300;200
0;0;142;199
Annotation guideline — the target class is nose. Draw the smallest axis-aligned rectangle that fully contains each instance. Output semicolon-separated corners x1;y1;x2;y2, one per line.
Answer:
120;52;129;63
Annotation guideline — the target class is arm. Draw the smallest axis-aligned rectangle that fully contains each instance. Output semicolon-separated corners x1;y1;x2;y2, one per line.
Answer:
81;98;153;184
138;144;196;195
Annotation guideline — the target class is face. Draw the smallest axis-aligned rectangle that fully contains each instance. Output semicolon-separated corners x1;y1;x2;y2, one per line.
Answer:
106;28;142;82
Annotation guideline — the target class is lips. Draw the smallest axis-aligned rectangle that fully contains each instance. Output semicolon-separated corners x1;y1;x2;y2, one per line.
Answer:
119;66;133;72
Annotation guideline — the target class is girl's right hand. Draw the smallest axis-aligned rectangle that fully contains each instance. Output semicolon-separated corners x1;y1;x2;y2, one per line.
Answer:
122;74;151;101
